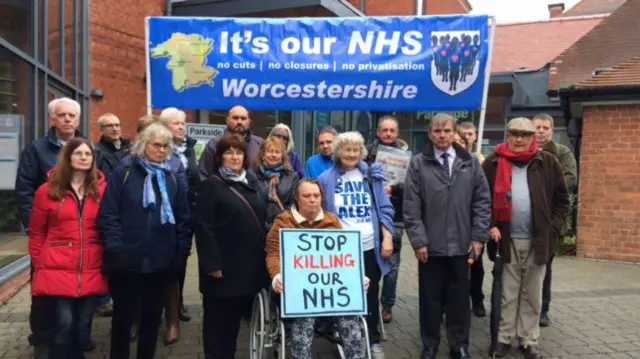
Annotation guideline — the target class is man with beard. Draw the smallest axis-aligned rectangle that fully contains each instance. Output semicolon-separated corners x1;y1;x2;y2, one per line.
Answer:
365;115;409;324
198;105;264;179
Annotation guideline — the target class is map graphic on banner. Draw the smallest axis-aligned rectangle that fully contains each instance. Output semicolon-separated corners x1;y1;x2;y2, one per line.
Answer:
147;15;490;111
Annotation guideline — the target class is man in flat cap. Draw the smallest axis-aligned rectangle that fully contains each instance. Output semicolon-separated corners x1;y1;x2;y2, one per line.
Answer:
482;118;569;359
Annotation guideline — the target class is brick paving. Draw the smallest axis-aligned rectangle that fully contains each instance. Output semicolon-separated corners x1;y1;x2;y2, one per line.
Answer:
2;243;640;358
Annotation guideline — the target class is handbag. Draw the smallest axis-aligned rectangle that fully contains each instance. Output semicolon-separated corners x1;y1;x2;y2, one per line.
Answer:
212;176;264;235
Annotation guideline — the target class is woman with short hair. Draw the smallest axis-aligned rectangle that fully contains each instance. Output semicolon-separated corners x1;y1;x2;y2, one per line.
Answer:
196;133;268;359
29;138;107;359
269;123;304;178
317;131;395;359
267;178;369;359
98;123;192;359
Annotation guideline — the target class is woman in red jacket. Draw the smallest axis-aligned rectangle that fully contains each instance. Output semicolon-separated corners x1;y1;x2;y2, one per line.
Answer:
28;137;108;359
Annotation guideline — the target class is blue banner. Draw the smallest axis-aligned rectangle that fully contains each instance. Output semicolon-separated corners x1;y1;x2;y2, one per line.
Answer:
147;15;489;111
279;229;366;318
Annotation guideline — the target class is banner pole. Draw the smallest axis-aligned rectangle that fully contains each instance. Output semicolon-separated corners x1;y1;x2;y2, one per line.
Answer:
145;17;152;116
475;16;496;155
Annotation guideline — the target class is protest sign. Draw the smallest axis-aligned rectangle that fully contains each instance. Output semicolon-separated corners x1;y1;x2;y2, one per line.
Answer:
375;145;412;186
146;15;489;111
280;229;366;318
185;123;226;162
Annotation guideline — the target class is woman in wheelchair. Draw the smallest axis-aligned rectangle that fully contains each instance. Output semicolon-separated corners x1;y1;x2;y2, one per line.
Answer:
266;178;370;359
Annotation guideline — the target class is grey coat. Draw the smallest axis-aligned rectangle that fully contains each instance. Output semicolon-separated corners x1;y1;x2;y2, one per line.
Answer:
402;142;491;257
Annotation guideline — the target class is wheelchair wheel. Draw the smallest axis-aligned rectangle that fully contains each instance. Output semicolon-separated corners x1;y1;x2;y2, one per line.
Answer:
337;343;346;359
360;316;372;359
249;290;268;359
276;320;287;359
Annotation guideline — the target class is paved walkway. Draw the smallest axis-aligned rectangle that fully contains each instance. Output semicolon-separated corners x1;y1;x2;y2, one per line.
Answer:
2;244;640;359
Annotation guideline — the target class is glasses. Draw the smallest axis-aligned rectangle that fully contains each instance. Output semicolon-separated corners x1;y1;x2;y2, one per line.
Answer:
72;151;93;158
100;123;121;129
273;134;289;142
508;131;534;139
151;142;170;150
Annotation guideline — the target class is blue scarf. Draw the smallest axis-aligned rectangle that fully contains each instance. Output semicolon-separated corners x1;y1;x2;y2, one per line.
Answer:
259;164;284;204
137;157;175;225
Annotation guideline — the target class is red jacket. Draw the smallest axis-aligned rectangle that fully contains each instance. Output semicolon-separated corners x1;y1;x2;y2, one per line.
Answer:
29;172;108;297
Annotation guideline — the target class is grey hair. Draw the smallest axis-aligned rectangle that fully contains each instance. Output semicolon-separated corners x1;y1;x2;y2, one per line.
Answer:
532;113;554;128
269;123;295;153
159;107;186;126
332;131;368;162
377;115;399;130
48;97;81;118
97;113;119;127
131;123;174;161
429;113;457;130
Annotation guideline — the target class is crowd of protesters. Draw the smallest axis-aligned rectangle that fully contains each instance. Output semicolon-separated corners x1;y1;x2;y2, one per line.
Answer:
15;97;575;359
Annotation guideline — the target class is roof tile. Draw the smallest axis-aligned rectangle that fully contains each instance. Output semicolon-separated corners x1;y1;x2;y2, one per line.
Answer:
563;0;627;17
576;56;640;88
492;16;604;73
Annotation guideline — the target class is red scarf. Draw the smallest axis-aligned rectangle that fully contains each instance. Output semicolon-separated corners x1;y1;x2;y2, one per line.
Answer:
492;141;538;222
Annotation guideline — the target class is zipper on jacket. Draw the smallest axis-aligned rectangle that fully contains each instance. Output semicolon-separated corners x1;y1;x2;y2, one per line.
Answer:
69;191;85;297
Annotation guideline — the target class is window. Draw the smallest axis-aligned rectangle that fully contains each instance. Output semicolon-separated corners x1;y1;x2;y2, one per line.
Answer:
0;48;34;143
0;0;33;55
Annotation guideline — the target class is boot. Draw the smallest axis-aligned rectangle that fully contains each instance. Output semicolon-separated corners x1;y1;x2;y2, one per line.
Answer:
163;282;180;346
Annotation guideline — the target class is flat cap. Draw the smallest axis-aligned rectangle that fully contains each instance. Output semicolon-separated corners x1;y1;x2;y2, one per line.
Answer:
506;117;535;133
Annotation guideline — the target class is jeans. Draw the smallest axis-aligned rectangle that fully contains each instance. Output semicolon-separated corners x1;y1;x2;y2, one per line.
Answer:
49;296;96;359
109;272;169;359
29;266;55;348
381;225;403;308
97;294;111;306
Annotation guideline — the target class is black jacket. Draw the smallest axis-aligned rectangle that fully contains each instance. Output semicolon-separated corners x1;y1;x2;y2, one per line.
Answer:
97;156;192;274
256;169;298;231
178;137;200;218
15;128;85;229
195;170;269;298
95;137;132;180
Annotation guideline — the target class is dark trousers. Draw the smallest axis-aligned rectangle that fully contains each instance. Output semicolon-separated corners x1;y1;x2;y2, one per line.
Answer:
469;249;485;305
109;272;169;359
364;249;382;345
202;294;253;359
49;296;96;359
177;257;188;305
541;254;554;315
29;267;55;347
419;256;470;352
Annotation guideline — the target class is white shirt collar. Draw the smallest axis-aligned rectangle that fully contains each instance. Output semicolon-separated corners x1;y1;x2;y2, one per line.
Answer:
291;205;325;224
433;146;456;160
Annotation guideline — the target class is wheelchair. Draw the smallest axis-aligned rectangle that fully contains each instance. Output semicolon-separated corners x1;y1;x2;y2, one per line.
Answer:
249;288;372;359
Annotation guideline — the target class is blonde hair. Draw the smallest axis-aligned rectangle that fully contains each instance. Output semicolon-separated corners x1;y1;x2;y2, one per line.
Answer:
256;137;292;171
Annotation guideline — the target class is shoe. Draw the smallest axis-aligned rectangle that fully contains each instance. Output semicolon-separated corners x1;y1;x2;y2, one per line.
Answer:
472;302;486;318
539;313;551;327
450;347;471;359
520;346;544;359
33;345;49;359
84;340;96;352
371;344;385;359
163;282;181;346
421;347;437;359
489;342;511;358
95;303;113;317
381;306;393;323
179;303;191;322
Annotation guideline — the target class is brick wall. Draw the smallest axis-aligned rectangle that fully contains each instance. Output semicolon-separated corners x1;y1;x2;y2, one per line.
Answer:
577;104;640;262
88;0;166;141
